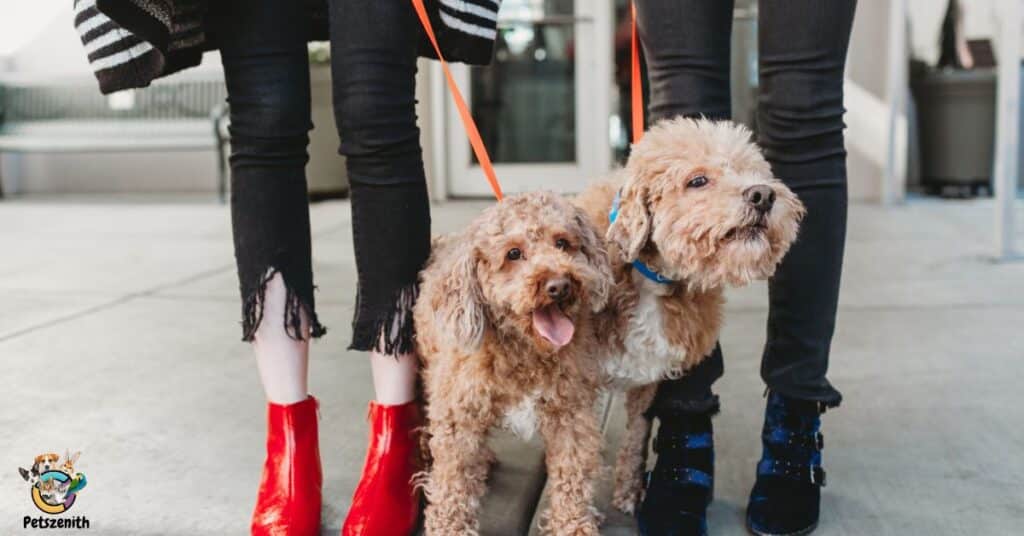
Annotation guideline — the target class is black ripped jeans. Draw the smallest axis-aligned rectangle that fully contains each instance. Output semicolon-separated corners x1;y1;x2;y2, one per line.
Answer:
637;0;856;411
210;0;430;354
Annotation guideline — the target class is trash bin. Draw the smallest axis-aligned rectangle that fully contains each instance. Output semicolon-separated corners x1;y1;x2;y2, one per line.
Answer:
911;67;997;197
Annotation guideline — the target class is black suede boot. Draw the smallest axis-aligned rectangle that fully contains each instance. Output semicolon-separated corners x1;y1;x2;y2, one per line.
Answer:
637;406;716;536
746;391;828;536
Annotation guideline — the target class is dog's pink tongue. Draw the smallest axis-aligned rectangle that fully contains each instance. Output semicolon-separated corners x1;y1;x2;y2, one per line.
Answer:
532;304;575;348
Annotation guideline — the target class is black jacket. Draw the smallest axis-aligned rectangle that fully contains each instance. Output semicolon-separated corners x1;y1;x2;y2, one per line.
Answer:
75;0;501;94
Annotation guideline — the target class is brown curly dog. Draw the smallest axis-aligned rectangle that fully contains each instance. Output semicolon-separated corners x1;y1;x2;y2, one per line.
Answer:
415;191;616;535
575;117;805;514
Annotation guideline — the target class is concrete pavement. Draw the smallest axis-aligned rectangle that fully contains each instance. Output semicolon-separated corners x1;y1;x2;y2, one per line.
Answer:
1;194;1022;535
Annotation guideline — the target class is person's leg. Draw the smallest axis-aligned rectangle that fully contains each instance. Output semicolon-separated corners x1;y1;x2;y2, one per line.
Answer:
252;273;311;404
330;0;429;406
748;2;856;534
211;1;323;533
634;0;733;416
214;0;325;402
638;0;734;125
369;350;419;405
327;0;430;534
632;2;733;534
757;0;853;405
347;183;428;406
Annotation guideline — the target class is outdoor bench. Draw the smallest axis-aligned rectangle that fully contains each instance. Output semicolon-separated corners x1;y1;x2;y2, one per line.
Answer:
0;77;228;201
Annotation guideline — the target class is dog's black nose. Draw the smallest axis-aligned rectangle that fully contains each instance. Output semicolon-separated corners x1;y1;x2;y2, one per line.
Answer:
743;185;776;213
545;278;571;301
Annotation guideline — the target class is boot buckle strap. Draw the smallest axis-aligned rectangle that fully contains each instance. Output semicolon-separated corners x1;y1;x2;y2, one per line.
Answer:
653;432;713;452
765;427;824;451
811;465;825;486
756;458;827;487
651;467;713;488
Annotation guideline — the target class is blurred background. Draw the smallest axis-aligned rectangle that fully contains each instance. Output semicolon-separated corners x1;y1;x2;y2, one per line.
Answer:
1;1;1022;535
1;1;1022;208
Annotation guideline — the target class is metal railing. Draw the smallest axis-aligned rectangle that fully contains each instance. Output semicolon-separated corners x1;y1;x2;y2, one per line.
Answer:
0;79;227;122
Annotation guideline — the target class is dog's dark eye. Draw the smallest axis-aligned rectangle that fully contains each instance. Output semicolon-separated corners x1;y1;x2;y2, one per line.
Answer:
687;175;709;188
506;248;523;261
555;238;570;251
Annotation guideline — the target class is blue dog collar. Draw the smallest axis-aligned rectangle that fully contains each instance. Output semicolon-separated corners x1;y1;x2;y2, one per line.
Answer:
609;189;676;285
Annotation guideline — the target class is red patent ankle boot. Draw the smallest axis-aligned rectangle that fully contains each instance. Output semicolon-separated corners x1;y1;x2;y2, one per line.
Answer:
251;396;322;536
341;400;423;536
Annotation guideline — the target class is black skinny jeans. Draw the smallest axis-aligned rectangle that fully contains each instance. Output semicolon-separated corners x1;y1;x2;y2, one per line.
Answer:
210;0;430;354
638;0;856;411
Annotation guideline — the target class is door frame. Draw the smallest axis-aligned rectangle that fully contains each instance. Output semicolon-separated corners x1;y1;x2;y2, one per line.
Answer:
437;0;613;198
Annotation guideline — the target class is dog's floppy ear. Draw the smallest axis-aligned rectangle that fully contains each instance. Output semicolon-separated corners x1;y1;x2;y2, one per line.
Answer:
606;182;651;262
435;241;486;352
573;209;614;312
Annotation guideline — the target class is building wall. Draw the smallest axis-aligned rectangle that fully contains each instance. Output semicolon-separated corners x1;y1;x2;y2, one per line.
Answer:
844;0;894;202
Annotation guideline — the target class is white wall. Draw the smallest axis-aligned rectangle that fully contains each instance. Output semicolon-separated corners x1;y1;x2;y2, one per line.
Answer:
0;3;67;58
844;0;894;202
2;4;224;79
5;6;92;77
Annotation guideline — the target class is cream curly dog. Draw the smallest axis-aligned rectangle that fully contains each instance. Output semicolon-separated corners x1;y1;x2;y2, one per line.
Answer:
415;191;615;535
575;117;805;513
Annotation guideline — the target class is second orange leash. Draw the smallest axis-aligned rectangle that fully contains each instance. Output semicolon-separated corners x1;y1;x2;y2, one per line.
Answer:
631;1;644;143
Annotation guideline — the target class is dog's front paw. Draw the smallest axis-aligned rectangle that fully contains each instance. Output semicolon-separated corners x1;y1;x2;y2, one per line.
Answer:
565;522;601;536
539;513;600;536
611;482;642;515
425;517;480;536
482;445;499;468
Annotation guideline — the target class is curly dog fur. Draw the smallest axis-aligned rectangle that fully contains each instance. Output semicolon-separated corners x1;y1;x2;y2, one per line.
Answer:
575;117;805;513
415;192;615;535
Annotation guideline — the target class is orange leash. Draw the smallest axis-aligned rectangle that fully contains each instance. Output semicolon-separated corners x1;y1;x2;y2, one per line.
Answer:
630;1;644;143
411;0;504;200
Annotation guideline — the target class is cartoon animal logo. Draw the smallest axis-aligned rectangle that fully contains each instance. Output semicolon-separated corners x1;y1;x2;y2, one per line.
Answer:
18;450;88;515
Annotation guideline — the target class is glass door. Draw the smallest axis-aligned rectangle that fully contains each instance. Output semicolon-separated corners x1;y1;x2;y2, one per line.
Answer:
445;0;612;196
